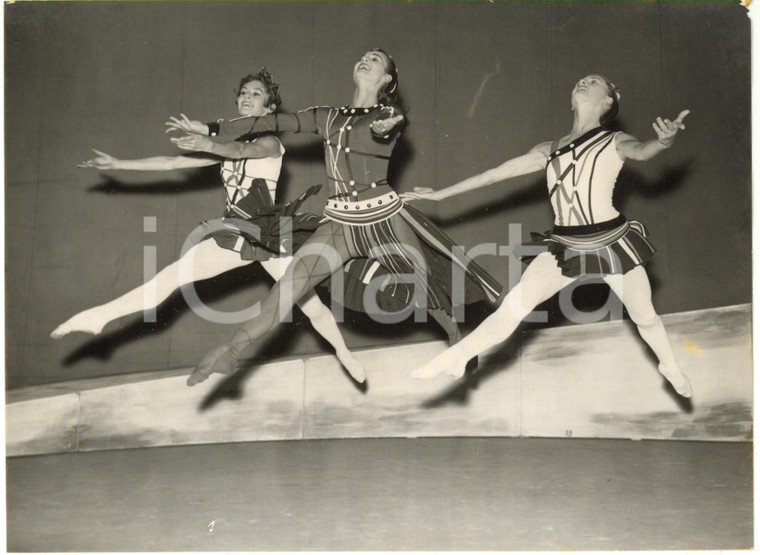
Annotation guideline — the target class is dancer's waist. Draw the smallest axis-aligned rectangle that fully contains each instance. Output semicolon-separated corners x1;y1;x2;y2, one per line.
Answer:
551;215;627;237
550;215;630;249
323;190;403;225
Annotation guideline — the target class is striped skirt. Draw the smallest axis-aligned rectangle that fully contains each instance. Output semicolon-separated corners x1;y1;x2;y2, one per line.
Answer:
332;204;504;315
529;215;656;277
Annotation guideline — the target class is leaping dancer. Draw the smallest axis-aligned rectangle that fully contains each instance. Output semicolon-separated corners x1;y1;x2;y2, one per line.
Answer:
166;50;504;387
406;74;692;398
51;68;367;384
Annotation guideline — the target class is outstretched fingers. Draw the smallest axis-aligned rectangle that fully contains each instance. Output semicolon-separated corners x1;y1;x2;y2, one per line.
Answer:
165;113;192;134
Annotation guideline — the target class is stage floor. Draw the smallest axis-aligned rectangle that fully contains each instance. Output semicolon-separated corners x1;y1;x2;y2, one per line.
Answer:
7;437;753;551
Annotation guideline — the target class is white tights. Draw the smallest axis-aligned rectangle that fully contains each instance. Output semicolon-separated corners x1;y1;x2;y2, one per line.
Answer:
414;252;687;394
51;239;357;369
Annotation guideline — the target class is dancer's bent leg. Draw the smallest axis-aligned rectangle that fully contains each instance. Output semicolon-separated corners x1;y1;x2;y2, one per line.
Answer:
412;253;574;378
603;266;692;397
188;222;351;385
51;240;249;338
259;256;366;383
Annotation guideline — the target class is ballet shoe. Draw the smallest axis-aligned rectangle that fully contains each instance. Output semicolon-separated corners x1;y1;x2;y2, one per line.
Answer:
336;350;367;384
186;345;241;386
658;363;693;398
411;357;466;380
50;311;107;339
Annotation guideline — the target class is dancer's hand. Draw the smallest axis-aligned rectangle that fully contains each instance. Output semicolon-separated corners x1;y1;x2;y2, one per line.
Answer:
165;113;208;135
77;149;118;170
170;134;215;153
370;114;404;136
653;109;689;148
400;187;442;202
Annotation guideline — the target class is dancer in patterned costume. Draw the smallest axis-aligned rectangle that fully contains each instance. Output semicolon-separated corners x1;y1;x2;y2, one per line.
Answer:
51;69;367;383
407;74;692;398
167;50;503;386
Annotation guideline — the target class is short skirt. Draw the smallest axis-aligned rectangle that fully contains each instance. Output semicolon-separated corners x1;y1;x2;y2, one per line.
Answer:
204;183;322;261
528;215;656;277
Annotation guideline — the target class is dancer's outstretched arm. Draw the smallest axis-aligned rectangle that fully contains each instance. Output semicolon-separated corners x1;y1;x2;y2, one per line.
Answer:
165;110;404;143
616;110;689;161
402;142;551;202
78;148;219;171
169;133;282;160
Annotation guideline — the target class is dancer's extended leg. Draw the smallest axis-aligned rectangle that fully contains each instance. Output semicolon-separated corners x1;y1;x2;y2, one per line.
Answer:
412;253;573;378
51;240;250;338
188;222;352;385
603;267;692;397
259;256;366;383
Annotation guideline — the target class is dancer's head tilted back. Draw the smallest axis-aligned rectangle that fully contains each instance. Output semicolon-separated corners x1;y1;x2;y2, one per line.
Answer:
571;74;620;128
235;67;282;117
353;49;399;107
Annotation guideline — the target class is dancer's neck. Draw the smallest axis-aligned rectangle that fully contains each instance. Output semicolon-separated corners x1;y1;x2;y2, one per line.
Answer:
351;86;380;108
567;110;602;141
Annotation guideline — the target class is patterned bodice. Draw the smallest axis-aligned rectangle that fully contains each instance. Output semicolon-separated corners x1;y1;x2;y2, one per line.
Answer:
545;128;623;226
219;137;284;213
210;105;403;224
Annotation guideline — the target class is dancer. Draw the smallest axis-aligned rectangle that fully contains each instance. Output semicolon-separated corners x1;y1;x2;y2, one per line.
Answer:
167;49;503;386
406;75;692;398
51;68;367;383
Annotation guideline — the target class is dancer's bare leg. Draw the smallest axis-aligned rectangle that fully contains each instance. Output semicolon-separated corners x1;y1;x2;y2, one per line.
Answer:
412;253;573;378
188;222;352;385
259;256;366;383
51;240;249;338
603;267;692;397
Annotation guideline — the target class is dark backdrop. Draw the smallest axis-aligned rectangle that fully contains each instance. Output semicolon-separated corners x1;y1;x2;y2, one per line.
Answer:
5;1;750;388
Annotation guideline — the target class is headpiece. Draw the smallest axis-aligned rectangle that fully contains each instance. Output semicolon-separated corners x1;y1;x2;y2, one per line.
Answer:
252;66;280;99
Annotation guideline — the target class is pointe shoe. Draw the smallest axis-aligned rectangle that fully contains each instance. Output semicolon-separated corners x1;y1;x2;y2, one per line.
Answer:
658;363;693;398
338;353;367;384
186;345;241;386
50;311;107;339
411;357;465;380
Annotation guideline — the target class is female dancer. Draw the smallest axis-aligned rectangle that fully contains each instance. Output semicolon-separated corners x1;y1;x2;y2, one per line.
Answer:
167;50;503;386
406;75;692;398
51;68;367;383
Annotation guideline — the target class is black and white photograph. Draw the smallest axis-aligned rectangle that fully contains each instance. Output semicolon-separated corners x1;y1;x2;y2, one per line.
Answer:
4;0;754;551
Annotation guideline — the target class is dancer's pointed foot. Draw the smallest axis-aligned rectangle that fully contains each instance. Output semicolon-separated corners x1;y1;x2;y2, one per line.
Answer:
187;345;241;386
51;310;107;339
411;352;467;380
336;348;367;384
658;363;693;398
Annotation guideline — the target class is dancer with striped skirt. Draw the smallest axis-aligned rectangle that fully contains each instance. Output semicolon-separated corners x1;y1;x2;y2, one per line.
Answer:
167;49;503;386
406;74;692;398
51;69;367;383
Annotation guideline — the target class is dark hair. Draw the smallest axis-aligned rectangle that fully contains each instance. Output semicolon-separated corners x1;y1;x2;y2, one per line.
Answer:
373;48;399;107
599;76;620;128
235;67;282;111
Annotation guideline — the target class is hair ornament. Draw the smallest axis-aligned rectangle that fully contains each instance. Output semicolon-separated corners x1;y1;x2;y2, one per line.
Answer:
252;66;280;98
